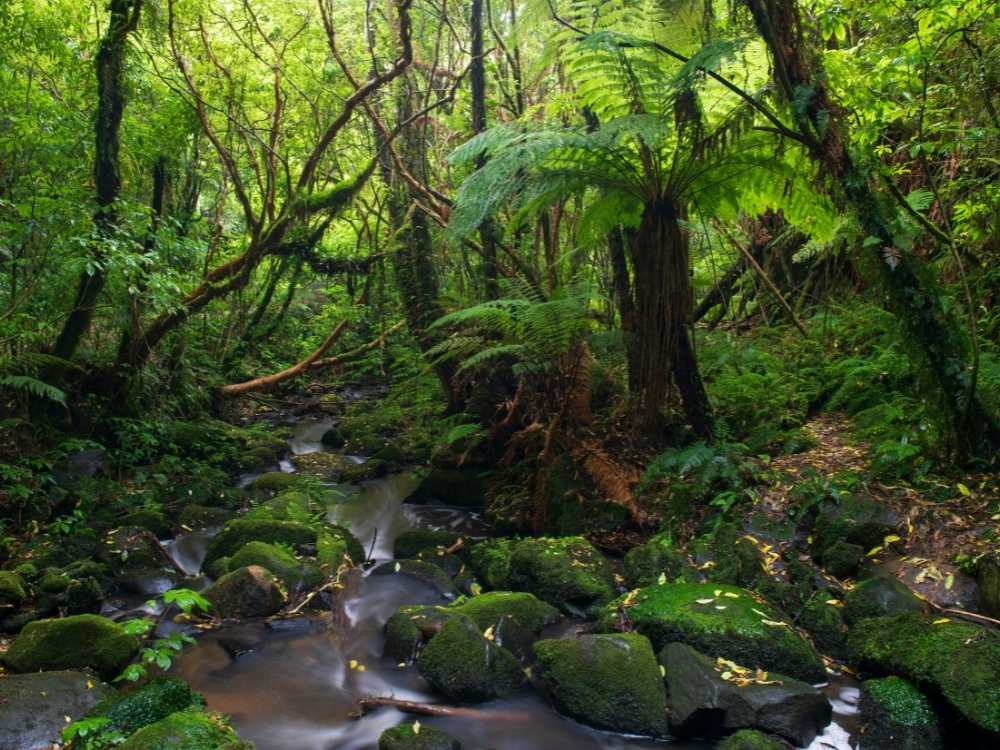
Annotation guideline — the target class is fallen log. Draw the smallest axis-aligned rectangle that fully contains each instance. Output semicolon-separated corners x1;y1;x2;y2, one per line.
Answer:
352;696;530;721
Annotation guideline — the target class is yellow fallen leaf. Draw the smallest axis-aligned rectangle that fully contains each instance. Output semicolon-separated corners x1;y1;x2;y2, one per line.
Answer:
398;662;407;668
944;574;954;590
715;605;727;610
695;598;716;605
657;572;667;585
470;583;482;596
484;625;495;641
86;680;94;689
824;599;841;606
933;618;951;625
867;545;883;557
723;592;740;599
660;664;666;677
721;671;733;680
349;659;358;669
394;562;401;573
883;534;901;544
413;720;421;735
957;483;971;497
761;619;787;628
714;589;723;597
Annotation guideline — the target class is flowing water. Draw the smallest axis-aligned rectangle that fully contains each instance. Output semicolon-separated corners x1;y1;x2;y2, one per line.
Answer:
166;417;860;750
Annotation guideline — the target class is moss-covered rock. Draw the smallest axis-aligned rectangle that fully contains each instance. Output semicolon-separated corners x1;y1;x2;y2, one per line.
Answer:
118;709;252;750
812;494;897;555
843;577;924;625
623;533;690;589
179;505;234;529
416;616;525;702
371;559;457;597
467;538;514;591
3;614;139;680
0;570;26;606
408;467;488;507
316;526;365;568
378;723;461;750
451;591;559;633
508;537;615;613
819;540;864;579
120;509;172;539
533;633;668;737
695;523;765;588
858;677;942;750
339;459;389;483
204;519;317;567
597;582;825;683
798;592;846;658
226;541;322;591
384;604;449;663
393;530;461;561
848;613;1000;734
90;678;206;737
204;565;286;619
978;552;1000;618
321;427;346;448
715;729;789;750
245;472;303;496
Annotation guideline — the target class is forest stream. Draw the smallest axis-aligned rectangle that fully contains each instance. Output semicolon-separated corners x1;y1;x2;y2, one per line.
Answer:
155;412;859;750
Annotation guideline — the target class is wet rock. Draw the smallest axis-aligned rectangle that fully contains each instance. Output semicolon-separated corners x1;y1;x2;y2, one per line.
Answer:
204;565;286;619
0;670;112;750
339;458;389;483
372;559;457;597
393;530;462;560
321;426;346;448
843;577;924;625
623;533;691;589
226;541;323;591
120;509;172;539
379;723;462;750
66;576;105;614
204;519;317;567
847;613;1000;734
819;540;864;579
316;525;366;568
507;536;615;614
596;582;826;683
384;604;448;663
3;614;139;680
104;527;169;575
812;494;898;555
408;467;489;508
533;633;668;737
87;677;206;738
467;538;514;591
660;642;831;746
714;729;790;750
118;709;252;749
976;552;1000;618
293;452;359;480
417;616;525;702
798;591;847;658
858;677;942;750
178;504;232;529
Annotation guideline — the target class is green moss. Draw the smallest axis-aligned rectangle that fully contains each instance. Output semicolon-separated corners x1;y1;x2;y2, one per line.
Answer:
843;577;923;625
120;509;171;538
858;677;942;750
623;533;689;589
179;505;233;528
416;616;524;702
813;494;897;554
848;613;1000;733
819;540;863;579
378;723;461;750
715;729;788;750
697;523;765;588
467;538;514;590
205;565;286;619
91;678;205;737
533;633;668;737
339;459;389;483
0;570;26;605
863;677;935;727
798;592;846;657
245;472;303;496
204;519;317;566
597;582;825;683
393;530;461;560
508;537;615;612
450;592;559;633
316;525;365;568
118;709;252;750
226;541;322;591
13;562;39;581
39;568;72;593
3;614;139;679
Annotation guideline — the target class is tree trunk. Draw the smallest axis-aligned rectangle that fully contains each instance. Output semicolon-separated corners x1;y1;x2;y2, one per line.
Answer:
470;0;499;299
51;0;143;364
743;0;999;453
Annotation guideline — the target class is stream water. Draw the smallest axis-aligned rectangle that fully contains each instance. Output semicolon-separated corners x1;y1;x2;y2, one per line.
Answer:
165;417;860;750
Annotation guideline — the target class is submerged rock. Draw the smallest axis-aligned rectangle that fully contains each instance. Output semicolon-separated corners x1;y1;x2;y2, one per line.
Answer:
0;670;112;750
660;642;831;746
598;582;826;683
533;633;668;737
858;677;942;750
204;565;286;619
87;677;206;738
416;616;525;702
3;614;138;680
848;613;1000;734
843;577;924;625
507;536;615;613
117;709;252;749
378;723;462;750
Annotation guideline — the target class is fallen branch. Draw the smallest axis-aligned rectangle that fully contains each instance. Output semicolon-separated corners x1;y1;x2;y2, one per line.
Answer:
219;320;349;396
309;321;404;371
352;696;529;721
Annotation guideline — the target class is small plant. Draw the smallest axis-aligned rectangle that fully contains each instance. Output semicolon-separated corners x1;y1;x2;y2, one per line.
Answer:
50;508;88;535
62;716;124;750
115;588;211;683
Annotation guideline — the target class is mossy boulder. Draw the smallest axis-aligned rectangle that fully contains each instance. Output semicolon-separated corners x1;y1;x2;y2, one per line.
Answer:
339;459;389;483
225;541;322;591
245;472;303;496
204;519;317;567
533;633;668;737
660;642;831;746
204;565;286;619
408;467;488;507
371;560;457;597
858;677;942;750
467;538;514;591
416;616;525;702
623;533;690;589
812;494;898;555
847;613;1000;734
695;523;765;588
178;505;233;529
4;614;139;680
393;530;461;560
843;577;924;625
118;709;252;750
384;604;449;663
316;526;365;568
798;592;846;658
507;537;615;613
819;540;864;579
89;678;206;738
451;591;559;633
321;427;346;448
378;723;461;750
597;583;825;683
715;730;789;750
0;570;26;606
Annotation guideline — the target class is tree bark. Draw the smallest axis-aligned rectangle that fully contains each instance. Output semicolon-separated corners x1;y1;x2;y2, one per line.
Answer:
470;0;500;299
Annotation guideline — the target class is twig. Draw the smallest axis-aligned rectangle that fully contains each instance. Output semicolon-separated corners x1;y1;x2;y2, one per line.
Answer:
352;696;530;720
